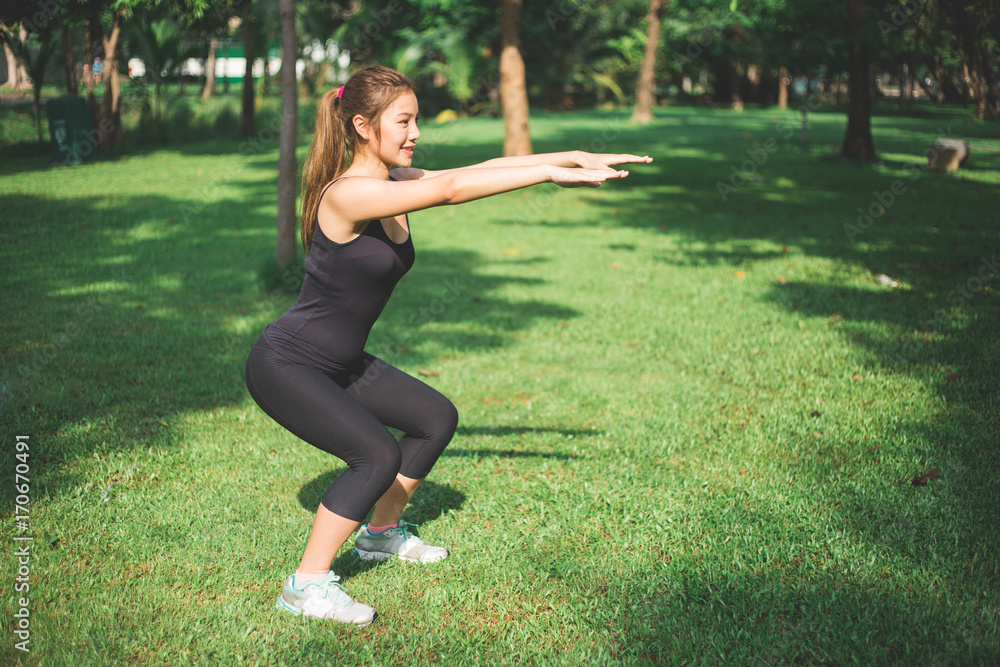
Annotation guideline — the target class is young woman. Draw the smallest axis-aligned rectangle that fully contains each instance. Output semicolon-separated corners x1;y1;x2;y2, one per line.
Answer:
244;65;651;626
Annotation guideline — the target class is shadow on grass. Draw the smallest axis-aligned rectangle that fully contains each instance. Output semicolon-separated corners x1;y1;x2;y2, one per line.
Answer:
604;563;999;664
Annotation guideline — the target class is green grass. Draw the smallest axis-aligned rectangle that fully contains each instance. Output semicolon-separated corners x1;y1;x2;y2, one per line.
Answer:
2;106;999;666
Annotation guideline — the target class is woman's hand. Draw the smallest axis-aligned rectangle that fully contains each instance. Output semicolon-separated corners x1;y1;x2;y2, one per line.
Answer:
574;152;653;171
548;165;631;188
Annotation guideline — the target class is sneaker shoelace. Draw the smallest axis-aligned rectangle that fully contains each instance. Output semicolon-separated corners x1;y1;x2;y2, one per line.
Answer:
391;520;424;544
308;573;352;610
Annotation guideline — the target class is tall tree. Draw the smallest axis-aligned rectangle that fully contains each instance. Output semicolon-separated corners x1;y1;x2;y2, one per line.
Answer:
632;0;667;123
841;0;876;162
275;0;296;271
500;0;531;156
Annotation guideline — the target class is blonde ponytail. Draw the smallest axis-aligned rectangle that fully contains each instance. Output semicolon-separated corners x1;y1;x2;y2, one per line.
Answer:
299;65;416;252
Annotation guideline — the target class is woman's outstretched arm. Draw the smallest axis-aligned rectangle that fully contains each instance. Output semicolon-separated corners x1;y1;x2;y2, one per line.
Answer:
322;163;633;229
391;151;652;180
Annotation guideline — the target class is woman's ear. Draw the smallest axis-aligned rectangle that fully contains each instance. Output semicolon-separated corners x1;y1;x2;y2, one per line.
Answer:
351;114;370;142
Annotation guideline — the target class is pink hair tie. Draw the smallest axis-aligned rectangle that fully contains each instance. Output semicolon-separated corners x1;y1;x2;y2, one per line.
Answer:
337;86;344;99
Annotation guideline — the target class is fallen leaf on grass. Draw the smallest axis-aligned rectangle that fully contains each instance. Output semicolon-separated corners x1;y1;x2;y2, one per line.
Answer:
611;262;621;269
417;368;440;377
947;373;961;382
502;248;520;256
852;374;861;381
912;466;940;486
776;275;787;284
736;271;746;279
810;410;821;418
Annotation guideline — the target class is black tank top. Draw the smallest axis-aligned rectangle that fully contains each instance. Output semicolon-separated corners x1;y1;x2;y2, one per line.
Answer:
261;179;415;374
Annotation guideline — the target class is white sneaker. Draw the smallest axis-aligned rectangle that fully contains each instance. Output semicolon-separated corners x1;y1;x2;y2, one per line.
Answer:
353;520;449;564
275;571;376;626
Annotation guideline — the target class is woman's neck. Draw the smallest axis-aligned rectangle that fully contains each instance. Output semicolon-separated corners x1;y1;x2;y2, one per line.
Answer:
344;151;391;180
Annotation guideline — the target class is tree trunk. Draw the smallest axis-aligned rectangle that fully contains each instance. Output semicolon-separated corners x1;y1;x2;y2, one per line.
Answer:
276;0;298;272
960;49;985;119
3;41;24;88
907;58;915;108
632;0;666;124
730;59;744;110
15;26;31;90
960;61;971;108
841;0;876;162
202;38;217;100
222;43;230;95
915;62;939;102
499;0;531;156
778;66;788;109
100;10;123;151
898;63;905;112
745;63;760;103
980;44;1000;119
241;4;256;137
62;28;78;97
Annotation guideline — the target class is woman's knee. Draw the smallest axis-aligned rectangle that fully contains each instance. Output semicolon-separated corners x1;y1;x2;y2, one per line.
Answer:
426;394;459;442
355;436;403;487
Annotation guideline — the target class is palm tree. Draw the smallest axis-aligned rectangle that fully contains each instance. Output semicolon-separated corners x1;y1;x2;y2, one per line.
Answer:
132;19;186;99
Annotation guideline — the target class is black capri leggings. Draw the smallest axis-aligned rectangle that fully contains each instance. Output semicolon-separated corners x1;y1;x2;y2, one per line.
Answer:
244;337;458;522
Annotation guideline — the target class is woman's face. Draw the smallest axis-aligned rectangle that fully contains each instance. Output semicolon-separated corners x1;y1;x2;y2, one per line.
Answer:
373;91;421;168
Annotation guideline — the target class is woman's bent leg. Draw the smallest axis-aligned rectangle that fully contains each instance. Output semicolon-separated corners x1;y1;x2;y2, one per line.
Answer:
244;341;402;524
343;355;458;563
345;354;459;484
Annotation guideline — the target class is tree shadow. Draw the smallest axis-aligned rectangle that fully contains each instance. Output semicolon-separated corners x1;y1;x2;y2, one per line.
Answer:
596;560;998;663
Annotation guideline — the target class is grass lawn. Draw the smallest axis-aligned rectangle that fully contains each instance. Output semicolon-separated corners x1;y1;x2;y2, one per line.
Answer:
1;104;999;666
